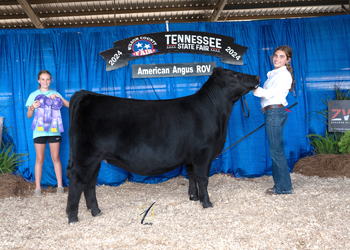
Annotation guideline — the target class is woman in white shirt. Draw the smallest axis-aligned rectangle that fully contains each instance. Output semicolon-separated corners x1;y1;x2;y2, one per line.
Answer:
253;45;295;195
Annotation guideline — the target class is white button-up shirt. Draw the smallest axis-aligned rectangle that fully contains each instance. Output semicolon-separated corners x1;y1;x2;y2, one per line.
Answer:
253;66;292;108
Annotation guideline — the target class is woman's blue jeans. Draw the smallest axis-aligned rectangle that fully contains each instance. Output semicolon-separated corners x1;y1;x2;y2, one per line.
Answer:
265;107;293;194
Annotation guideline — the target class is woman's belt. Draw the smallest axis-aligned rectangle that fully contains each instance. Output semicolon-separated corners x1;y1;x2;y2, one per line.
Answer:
261;104;284;114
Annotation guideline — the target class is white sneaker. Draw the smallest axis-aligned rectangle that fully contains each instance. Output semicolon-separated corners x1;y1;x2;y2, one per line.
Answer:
34;188;41;196
56;186;64;194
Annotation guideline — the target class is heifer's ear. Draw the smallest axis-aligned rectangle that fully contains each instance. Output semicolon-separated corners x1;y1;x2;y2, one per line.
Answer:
213;67;224;76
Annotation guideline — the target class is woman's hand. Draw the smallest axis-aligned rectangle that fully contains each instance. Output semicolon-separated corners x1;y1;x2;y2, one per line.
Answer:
253;87;264;97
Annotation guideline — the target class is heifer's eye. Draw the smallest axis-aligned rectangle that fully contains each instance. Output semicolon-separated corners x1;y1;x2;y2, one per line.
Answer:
230;73;238;78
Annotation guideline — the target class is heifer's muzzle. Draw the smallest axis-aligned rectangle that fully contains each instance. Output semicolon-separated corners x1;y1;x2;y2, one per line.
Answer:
254;76;260;88
240;75;260;89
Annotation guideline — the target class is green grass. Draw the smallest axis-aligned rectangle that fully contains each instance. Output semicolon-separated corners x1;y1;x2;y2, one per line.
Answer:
334;85;350;100
306;132;342;155
1;99;28;175
338;130;350;154
0;142;28;175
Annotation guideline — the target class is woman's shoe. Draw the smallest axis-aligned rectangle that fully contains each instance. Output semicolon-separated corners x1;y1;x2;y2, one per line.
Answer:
265;188;276;195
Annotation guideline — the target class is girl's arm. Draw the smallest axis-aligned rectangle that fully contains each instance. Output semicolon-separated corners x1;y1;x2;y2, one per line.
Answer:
27;105;35;118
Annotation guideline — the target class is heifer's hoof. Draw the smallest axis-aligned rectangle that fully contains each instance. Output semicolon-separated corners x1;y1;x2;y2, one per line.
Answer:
68;218;78;225
90;208;102;217
189;194;199;201
202;201;213;208
93;211;102;217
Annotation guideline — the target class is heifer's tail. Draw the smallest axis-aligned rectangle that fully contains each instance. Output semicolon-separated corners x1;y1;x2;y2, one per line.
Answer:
66;90;84;178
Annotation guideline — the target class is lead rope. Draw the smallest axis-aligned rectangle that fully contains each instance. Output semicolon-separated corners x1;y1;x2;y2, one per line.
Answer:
241;96;250;118
214;102;298;159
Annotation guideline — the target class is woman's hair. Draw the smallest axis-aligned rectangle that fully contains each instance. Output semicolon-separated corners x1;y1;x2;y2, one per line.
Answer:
37;70;52;89
274;45;295;91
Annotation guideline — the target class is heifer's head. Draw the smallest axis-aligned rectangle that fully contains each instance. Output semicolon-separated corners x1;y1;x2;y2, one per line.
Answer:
211;67;260;103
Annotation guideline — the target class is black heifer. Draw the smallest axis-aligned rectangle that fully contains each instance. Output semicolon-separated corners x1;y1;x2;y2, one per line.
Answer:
66;67;260;224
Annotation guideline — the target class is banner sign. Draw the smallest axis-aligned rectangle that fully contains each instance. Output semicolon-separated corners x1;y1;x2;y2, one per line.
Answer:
99;31;248;71
132;62;216;78
328;100;350;132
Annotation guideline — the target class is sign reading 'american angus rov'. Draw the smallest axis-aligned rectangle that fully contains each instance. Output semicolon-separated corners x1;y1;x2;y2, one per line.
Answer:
132;62;216;78
99;31;248;71
328;100;350;132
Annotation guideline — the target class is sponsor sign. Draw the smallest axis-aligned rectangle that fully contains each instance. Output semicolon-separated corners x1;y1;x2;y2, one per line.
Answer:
132;62;216;78
99;31;248;71
328;100;350;132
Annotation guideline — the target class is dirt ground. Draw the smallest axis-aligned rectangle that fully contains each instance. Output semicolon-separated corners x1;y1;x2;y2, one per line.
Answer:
0;174;68;199
1;154;349;200
1;155;350;249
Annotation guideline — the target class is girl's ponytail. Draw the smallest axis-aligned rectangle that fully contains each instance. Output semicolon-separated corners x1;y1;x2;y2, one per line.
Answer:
286;63;295;91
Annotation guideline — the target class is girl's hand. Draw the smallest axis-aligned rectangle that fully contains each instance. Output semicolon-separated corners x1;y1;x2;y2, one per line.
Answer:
49;93;61;99
32;100;41;110
48;93;69;108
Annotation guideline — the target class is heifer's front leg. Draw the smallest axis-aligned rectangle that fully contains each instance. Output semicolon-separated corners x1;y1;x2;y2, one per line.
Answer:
186;164;198;201
84;164;102;217
193;164;212;208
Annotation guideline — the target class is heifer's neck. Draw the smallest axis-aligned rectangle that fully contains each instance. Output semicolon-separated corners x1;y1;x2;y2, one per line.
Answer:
196;77;234;156
197;78;233;120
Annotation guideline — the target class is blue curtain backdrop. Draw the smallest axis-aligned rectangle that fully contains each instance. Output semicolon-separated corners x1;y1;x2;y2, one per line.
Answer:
1;14;349;187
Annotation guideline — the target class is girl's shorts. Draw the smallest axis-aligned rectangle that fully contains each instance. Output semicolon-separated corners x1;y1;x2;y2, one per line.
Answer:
33;136;62;144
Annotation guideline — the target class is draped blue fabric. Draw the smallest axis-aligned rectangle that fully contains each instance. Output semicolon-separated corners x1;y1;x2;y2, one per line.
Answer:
1;15;349;187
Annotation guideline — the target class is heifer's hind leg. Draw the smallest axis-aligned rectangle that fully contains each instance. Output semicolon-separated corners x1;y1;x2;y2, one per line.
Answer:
186;164;198;201
84;164;102;217
66;162;100;224
66;177;85;224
